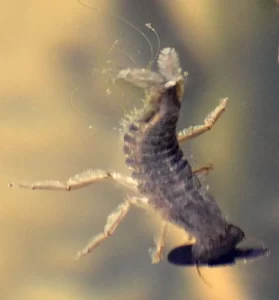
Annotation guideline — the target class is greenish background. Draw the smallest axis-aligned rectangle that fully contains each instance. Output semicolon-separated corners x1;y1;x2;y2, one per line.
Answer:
0;0;278;299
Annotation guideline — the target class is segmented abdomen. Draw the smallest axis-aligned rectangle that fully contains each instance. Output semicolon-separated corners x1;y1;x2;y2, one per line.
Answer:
122;86;225;236
123;87;194;210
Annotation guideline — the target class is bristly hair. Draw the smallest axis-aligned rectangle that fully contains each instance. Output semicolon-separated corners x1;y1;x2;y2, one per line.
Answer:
157;48;182;81
118;47;184;142
119;104;144;136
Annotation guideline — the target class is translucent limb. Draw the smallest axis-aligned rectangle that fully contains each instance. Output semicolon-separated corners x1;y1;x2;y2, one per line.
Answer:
9;170;137;192
149;221;168;264
75;196;149;260
177;98;228;143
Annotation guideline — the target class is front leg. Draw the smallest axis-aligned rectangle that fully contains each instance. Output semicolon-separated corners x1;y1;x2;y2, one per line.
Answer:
177;98;228;143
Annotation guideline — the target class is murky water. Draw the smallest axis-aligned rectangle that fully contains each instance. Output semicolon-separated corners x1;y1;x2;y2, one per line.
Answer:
0;1;278;299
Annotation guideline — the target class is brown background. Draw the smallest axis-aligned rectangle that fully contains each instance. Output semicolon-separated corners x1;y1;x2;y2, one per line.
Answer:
0;0;278;299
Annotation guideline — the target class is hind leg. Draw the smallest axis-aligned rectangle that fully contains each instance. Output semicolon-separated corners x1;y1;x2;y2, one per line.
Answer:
192;164;213;175
75;196;149;260
149;221;168;264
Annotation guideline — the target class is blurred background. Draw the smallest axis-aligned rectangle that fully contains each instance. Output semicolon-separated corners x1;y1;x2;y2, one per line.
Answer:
0;0;278;299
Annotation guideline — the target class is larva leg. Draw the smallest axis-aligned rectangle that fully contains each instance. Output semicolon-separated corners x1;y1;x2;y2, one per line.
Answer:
192;164;213;175
177;98;228;143
149;221;168;264
75;196;149;260
9;170;137;192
